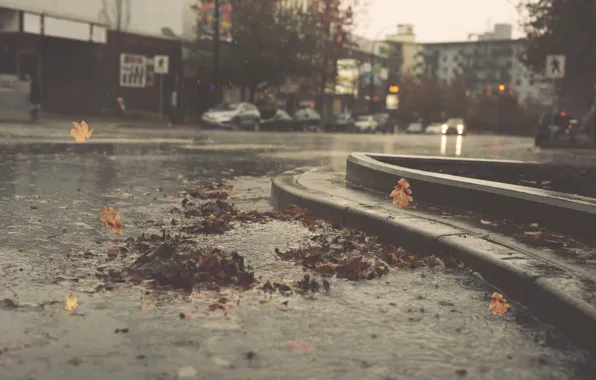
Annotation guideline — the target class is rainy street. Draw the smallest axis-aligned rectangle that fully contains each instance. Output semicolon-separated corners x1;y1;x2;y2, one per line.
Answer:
1;121;595;380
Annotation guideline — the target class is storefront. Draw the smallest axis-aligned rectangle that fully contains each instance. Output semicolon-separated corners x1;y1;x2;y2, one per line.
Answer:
0;7;107;117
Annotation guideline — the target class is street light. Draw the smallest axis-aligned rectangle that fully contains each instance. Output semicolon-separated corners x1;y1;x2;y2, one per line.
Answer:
369;24;400;114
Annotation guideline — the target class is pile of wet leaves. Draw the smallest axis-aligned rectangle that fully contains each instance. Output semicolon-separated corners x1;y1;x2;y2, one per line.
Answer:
177;187;319;235
96;232;255;291
275;230;446;281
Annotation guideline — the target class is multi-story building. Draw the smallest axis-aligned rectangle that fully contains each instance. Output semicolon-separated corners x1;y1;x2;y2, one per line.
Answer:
417;24;553;106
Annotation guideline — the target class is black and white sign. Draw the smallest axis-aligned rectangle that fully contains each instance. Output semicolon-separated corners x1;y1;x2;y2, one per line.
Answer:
546;55;565;79
120;54;147;88
154;55;169;74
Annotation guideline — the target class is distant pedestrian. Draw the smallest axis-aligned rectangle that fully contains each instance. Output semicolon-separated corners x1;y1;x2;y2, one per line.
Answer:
28;73;41;121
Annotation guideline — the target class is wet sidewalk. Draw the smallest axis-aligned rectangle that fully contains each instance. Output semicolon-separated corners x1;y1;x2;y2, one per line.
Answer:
1;147;595;380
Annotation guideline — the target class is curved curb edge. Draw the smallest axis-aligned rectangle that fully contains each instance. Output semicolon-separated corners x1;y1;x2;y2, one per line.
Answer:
271;167;596;353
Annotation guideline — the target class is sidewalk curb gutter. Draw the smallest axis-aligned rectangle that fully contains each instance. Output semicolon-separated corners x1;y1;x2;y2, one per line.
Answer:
346;152;596;239
271;167;596;353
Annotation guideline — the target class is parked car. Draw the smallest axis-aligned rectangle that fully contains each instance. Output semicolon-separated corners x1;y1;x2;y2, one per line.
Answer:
373;113;395;133
441;118;466;135
327;111;355;132
354;115;379;133
406;122;424;134
260;109;296;131
425;123;444;134
294;107;322;132
201;102;261;131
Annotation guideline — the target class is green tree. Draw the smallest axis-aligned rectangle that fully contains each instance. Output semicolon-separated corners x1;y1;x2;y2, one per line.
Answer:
518;0;596;114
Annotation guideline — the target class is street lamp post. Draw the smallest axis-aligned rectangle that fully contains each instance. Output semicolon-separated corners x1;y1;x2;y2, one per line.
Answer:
368;25;400;114
213;0;221;106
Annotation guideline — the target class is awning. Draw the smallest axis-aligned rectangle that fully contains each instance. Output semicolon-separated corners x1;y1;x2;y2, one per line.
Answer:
0;7;107;43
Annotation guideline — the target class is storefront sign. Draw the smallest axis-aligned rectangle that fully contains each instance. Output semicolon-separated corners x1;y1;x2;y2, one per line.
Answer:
120;54;147;88
0;74;31;111
0;74;19;93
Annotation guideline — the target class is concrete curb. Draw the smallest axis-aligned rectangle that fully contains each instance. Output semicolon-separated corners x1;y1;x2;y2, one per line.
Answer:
271;167;596;353
346;153;596;239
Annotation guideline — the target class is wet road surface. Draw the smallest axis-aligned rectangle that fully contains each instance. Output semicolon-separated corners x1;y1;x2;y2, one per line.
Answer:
1;123;596;379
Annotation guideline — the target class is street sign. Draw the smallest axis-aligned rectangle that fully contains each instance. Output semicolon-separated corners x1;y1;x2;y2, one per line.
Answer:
154;55;169;74
546;55;565;79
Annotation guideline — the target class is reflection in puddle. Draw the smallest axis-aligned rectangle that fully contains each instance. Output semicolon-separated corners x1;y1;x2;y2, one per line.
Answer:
456;135;463;156
440;135;464;156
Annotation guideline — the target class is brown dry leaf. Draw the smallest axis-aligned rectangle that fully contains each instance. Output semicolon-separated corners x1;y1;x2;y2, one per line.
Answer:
70;121;93;143
107;249;118;259
488;292;510;316
100;206;123;235
390;178;413;208
64;292;79;311
283;339;316;353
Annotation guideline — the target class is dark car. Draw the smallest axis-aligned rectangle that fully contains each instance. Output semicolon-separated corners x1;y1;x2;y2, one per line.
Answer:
294;107;322;132
260;109;297;131
441;118;467;135
326;111;355;132
201;102;261;131
373;113;396;133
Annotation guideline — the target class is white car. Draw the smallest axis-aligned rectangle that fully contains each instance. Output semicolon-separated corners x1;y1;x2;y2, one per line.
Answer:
406;122;424;134
425;123;444;134
354;115;379;133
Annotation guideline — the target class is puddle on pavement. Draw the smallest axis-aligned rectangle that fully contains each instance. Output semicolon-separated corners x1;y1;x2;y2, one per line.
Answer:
1;150;595;380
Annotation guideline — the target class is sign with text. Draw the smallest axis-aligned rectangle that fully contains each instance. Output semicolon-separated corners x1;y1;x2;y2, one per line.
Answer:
120;54;147;88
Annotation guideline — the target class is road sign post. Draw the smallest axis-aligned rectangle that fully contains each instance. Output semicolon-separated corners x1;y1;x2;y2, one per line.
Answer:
154;55;170;120
546;55;565;127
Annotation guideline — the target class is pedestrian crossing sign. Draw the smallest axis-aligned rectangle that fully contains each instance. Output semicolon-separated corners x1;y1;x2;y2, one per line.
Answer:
546;55;565;79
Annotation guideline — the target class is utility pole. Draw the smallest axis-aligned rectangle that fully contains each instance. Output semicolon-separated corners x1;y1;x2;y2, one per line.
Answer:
213;0;221;106
369;46;375;114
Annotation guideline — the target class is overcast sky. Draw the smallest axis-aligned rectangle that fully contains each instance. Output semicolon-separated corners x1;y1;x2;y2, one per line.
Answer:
354;0;522;42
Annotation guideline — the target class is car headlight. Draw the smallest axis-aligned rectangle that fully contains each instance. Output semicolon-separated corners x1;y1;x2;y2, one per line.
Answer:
442;124;448;134
457;125;464;134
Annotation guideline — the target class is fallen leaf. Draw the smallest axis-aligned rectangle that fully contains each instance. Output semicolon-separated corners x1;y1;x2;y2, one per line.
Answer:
143;192;150;196
64;292;78;311
213;357;231;367
283;339;316;353
100;206;123;235
70;121;93;143
107;249;118;259
139;304;156;311
480;219;497;226
390;178;413;208
277;305;294;311
177;365;197;377
488;292;510;316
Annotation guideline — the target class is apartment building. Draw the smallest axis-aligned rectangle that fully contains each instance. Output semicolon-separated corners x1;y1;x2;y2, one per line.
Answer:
412;24;552;106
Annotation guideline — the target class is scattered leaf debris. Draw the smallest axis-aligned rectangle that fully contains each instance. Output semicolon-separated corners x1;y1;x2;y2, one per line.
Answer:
283;339;316;353
64;292;78;311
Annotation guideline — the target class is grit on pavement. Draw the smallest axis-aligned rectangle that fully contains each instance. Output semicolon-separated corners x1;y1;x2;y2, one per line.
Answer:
1;120;595;380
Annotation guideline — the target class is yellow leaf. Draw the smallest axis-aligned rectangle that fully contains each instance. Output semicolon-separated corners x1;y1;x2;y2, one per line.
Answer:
64;292;78;311
70;121;93;143
390;178;413;208
488;292;510;316
213;357;231;367
100;206;123;235
207;214;216;221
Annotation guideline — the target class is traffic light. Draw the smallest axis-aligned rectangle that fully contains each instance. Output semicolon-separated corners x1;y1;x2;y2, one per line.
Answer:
498;84;505;92
388;85;399;94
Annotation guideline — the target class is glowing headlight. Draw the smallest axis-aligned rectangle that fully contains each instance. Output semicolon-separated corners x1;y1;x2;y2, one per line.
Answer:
442;124;448;134
457;124;464;134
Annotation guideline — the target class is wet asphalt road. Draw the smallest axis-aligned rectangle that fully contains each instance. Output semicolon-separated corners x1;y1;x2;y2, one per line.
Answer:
1;121;596;380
